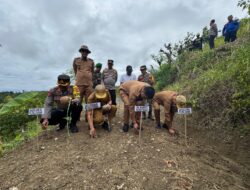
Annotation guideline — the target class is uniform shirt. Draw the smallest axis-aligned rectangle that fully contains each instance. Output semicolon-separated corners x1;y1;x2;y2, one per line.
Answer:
102;68;118;90
43;85;80;119
119;80;149;106
138;72;155;86
87;90;111;107
153;91;177;127
153;91;177;107
120;73;137;84
93;70;102;88
73;57;94;86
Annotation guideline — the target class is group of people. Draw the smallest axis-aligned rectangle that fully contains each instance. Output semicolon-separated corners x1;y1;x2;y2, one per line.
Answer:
209;15;240;49
190;15;240;51
40;45;187;137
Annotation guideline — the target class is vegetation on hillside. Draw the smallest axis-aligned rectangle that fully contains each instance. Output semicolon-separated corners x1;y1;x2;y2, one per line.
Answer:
152;16;250;130
0;91;47;152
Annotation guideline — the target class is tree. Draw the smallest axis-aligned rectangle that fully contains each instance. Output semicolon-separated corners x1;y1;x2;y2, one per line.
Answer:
202;26;209;44
237;0;250;15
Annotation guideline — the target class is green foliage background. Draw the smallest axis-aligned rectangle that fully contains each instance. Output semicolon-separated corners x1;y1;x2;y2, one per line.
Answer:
152;18;250;130
0;91;47;153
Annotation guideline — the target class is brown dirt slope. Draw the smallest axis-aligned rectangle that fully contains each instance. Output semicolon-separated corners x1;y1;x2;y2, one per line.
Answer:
0;106;250;190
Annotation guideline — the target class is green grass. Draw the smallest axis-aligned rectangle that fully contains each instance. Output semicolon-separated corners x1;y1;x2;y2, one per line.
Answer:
154;18;250;131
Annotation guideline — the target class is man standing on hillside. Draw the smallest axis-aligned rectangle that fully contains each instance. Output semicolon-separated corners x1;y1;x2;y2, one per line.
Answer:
41;74;82;133
120;65;136;84
209;19;218;49
73;45;94;104
138;65;155;120
93;63;103;89
153;91;186;135
223;15;240;43
119;80;155;133
102;59;118;105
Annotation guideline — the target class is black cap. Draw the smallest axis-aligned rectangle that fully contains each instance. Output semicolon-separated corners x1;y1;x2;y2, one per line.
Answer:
58;74;70;82
126;65;132;71
140;65;147;70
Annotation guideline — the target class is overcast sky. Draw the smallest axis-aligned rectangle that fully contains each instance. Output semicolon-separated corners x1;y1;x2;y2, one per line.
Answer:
0;0;247;91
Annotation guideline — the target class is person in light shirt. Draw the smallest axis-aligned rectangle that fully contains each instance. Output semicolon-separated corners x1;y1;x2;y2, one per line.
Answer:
120;65;137;84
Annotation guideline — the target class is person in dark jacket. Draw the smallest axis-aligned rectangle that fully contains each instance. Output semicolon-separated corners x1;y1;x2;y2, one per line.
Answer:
223;15;240;43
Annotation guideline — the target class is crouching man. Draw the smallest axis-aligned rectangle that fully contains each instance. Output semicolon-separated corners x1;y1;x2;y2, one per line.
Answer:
153;91;186;135
41;74;82;133
119;80;155;133
87;85;117;138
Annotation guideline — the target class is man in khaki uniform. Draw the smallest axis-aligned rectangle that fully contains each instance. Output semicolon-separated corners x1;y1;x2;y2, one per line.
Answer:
138;65;155;120
153;91;186;135
119;80;155;133
87;85;117;138
73;45;94;103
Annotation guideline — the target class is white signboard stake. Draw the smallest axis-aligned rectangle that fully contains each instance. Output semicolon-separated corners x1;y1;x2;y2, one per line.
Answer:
135;105;149;147
85;102;102;134
178;108;192;146
85;102;101;111
28;107;45;151
28;108;45;116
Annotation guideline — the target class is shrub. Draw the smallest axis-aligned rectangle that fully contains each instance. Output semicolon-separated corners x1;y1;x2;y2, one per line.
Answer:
0;92;46;142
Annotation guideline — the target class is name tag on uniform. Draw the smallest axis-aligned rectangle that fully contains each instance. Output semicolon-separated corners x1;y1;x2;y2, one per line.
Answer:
177;108;192;115
134;105;149;112
85;102;101;111
28;108;45;115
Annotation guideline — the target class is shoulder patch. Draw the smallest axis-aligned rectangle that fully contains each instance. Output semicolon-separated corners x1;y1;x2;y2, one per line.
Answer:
47;87;56;97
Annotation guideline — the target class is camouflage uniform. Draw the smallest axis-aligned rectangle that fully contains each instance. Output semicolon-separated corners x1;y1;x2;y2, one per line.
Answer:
102;68;118;105
93;71;102;89
138;72;155;86
138;72;155;119
42;85;82;128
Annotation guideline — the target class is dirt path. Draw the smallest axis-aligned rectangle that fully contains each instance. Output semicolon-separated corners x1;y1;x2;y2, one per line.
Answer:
0;104;250;190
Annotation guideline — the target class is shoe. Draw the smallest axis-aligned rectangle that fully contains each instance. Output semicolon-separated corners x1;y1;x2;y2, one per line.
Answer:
142;112;146;120
102;121;111;132
56;119;66;131
70;123;79;133
148;115;155;121
123;124;129;132
162;124;169;129
130;123;134;128
156;123;161;129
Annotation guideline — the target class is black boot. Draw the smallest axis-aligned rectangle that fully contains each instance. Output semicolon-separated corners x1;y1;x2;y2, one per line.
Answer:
123;124;129;132
56;119;66;131
147;113;154;121
70;123;79;133
102;121;111;132
162;124;169;129
156;123;162;129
